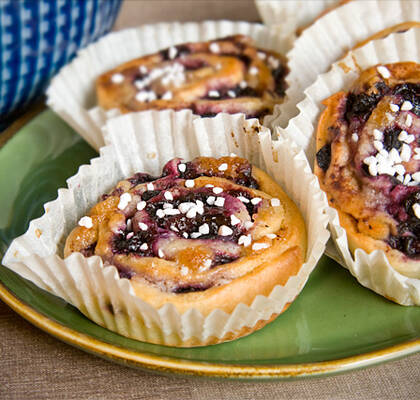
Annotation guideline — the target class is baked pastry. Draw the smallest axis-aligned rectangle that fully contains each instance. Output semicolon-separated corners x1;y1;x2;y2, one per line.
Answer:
96;35;288;120
315;62;420;279
65;156;307;320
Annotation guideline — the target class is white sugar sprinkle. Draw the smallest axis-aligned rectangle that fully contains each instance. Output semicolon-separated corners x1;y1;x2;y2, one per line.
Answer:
136;90;157;103
406;114;413;127
373;140;383;152
139;65;148;74
394;164;405;176
164;208;180;215
405;134;415;144
401;101;413;111
156;209;165;218
185;179;195;188
412;172;420;182
163;203;173;209
404;174;412;185
251;197;262;205
199;223;210;235
413;203;420;219
252;242;270;251
213;187;223;194
214;197;225;207
183;232;189;239
158;249;165;258
111;73;124;84
118;193;132;210
244;221;254;229
206;196;215;205
396;175;404;183
209;42;220;53
218;225;233;236
414;148;420;160
249;66;258;75
266;233;277;239
227;90;236;98
190;232;202;239
377;65;391;79
239;80;247;89
168;46;177;59
237;196;249;203
208;90;220;98
257;51;266;60
203;259;212;268
205;184;214;188
137;201;146;211
230;214;241;226
78;216;93;229
170;225;179;232
140;243;148;251
138;222;148;231
180;266;189;276
271;198;280;207
146;183;154;191
373;129;383;140
352;133;358;142
178;202;195;213
162;91;173;100
164;191;173;201
178;163;186;172
390;103;399;112
126;219;132;230
126;232;134;239
400;143;411;162
398;130;408;142
238;235;252;247
218;163;228;171
186;208;197;218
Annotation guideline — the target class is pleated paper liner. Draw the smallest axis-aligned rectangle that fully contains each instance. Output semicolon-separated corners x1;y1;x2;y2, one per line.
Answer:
265;0;419;131
46;20;293;151
3;111;329;346
255;0;337;35
276;29;420;305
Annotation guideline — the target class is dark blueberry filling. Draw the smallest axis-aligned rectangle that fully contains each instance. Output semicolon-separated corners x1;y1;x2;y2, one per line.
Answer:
160;44;191;60
180;160;259;189
316;143;331;172
80;242;97;257
172;283;211;294
393;83;420;117
113;230;156;256
117;268;135;280
212;253;238;266
142;190;162;201
228;189;259;217
387;190;420;258
127;173;157;186
383;126;403;152
272;64;288;97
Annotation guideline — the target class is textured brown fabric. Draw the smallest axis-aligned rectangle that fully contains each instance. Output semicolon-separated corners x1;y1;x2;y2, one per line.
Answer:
1;299;419;400
1;1;420;399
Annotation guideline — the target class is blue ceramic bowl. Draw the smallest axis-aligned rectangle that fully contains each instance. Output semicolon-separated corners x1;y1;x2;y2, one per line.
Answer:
0;0;122;122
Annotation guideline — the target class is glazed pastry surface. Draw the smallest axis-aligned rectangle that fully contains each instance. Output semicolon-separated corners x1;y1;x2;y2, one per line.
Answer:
65;156;307;314
315;62;420;278
96;35;288;120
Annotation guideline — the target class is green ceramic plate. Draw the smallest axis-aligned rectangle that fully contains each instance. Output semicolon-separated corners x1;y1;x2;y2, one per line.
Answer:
0;110;419;379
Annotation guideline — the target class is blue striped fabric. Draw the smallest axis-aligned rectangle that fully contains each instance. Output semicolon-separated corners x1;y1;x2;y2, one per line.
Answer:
0;0;122;122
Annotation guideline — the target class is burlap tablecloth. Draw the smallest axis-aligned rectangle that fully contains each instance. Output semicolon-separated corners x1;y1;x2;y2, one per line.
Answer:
1;1;419;398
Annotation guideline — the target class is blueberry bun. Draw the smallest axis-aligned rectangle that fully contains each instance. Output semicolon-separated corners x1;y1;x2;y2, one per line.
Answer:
96;35;288;121
65;156;307;324
315;62;420;278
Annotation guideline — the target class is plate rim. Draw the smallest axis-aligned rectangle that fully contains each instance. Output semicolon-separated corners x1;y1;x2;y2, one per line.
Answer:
1;278;419;379
1;108;419;379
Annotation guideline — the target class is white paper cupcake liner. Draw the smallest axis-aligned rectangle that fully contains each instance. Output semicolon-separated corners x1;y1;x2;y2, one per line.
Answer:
46;20;293;151
275;29;420;305
255;0;338;35
3;110;330;346
265;0;420;131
